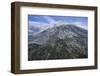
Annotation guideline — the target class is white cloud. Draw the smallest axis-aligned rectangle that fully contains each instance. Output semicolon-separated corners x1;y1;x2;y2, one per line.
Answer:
43;16;56;24
73;22;88;30
28;21;50;33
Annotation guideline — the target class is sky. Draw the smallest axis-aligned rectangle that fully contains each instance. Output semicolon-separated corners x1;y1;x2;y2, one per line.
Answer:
28;15;88;35
28;15;88;25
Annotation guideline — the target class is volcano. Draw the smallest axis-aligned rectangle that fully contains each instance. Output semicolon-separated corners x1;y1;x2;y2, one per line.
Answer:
28;23;88;60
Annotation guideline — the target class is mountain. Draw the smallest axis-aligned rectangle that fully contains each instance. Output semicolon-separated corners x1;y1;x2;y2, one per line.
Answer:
28;24;88;60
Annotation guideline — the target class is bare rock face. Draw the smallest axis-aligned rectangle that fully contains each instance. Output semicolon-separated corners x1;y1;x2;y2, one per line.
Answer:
28;24;88;60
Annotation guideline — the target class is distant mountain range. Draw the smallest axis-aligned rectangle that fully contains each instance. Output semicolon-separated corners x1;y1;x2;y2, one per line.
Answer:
28;23;88;60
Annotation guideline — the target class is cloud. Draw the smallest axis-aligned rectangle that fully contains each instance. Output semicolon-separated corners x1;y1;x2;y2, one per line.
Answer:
73;22;88;30
43;16;56;24
28;21;50;34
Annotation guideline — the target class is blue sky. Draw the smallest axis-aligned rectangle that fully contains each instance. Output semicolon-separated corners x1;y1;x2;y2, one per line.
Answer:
28;15;88;26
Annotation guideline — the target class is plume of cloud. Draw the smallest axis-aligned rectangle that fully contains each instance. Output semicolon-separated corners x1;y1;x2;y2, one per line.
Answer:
73;22;88;30
43;16;56;24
